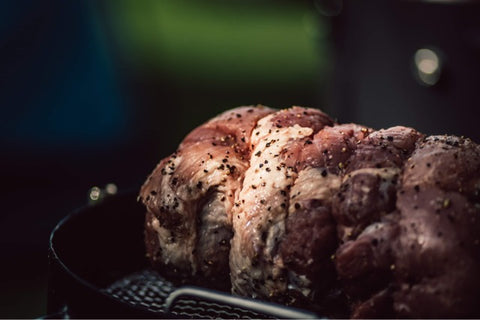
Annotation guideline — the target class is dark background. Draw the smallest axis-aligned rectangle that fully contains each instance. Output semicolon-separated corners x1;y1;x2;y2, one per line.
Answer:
0;1;328;317
1;0;479;317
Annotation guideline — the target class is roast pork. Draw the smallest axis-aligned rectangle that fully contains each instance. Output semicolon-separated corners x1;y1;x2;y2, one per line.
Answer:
139;105;480;318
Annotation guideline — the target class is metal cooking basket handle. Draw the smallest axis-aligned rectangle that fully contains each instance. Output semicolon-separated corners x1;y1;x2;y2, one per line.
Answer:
164;286;321;319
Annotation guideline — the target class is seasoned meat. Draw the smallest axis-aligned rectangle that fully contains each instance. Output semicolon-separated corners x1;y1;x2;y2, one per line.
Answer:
139;105;275;285
140;106;480;318
230;107;334;302
333;126;423;242
277;124;369;312
335;135;480;318
391;135;480;318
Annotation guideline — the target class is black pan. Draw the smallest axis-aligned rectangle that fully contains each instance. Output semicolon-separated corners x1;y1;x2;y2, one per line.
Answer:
47;191;321;318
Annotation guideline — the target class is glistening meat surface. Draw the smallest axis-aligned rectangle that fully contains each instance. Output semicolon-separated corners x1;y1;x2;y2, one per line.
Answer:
140;106;274;286
140;106;480;318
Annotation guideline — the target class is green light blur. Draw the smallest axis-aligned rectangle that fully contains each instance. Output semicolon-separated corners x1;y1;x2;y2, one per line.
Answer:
106;0;330;88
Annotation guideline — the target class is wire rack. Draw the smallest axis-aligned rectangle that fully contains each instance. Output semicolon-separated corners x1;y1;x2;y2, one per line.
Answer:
103;269;281;319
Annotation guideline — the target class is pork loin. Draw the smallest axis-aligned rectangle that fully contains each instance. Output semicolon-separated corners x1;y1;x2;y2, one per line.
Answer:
140;106;480;317
139;105;275;286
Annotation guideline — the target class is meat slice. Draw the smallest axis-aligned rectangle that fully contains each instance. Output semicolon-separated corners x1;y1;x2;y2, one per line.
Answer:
140;106;275;285
230;107;333;302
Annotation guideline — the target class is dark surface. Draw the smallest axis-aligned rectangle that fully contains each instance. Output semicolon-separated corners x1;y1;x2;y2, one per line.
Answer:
0;1;143;316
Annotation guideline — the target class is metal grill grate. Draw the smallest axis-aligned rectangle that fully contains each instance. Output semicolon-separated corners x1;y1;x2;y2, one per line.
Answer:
168;295;271;319
103;269;268;318
104;269;174;313
104;269;318;319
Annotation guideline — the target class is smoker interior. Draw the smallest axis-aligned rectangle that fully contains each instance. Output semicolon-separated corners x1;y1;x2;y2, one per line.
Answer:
47;192;319;318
